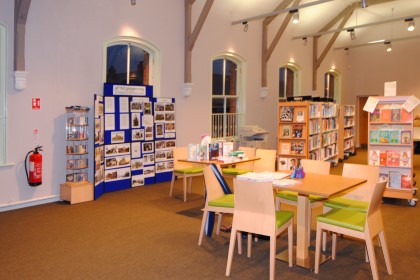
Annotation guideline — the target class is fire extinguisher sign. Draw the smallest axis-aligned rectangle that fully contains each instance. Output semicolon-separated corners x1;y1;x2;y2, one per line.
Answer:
32;98;40;110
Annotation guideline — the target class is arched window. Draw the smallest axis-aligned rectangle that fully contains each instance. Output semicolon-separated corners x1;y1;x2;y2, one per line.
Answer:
279;63;300;100
103;36;160;95
324;69;341;103
211;53;245;140
0;23;6;165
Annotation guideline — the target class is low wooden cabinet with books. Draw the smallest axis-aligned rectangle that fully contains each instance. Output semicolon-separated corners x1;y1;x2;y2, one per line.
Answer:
367;96;416;206
277;101;339;171
61;106;93;204
338;105;356;160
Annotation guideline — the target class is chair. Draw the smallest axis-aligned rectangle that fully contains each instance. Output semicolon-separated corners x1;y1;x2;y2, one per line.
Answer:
198;164;235;245
275;159;331;243
321;163;379;250
226;178;294;280
314;181;392;280
253;148;277;172
222;146;256;176
169;147;203;202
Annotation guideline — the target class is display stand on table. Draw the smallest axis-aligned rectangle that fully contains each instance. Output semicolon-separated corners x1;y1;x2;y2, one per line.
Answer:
367;96;417;206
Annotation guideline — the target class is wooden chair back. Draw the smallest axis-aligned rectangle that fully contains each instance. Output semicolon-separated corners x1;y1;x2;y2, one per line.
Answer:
300;159;330;175
203;164;225;203
253;149;277;172
173;147;191;169
237;146;256;170
367;181;387;217
233;178;275;236
341;163;380;201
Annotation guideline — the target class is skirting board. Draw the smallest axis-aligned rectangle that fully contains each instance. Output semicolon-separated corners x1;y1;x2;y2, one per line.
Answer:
0;195;60;212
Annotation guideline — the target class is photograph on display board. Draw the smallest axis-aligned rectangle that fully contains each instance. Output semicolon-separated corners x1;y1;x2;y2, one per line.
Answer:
165;122;175;132
119;97;129;113
132;129;144;141
165;103;175;111
105;155;131;169
95;167;104;186
144;102;152;115
105;143;130;156
155;140;166;150
131;158;143;171
165;113;175;121
154;103;165;112
166;140;176;148
131;113;141;128
166;160;174;170
156;123;164;138
142;142;154;153
155;112;165;123
143;154;155;165
111;131;125;143
155;151;167;162
130;101;142;112
132;174;145;187
166;150;174;160
104;167;131;182
131;142;141;158
143;165;155;178
145;126;154;140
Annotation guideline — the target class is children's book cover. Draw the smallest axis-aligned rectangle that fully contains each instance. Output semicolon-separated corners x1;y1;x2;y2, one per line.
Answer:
369;130;379;144
380;108;391;122
400;130;411;144
389;130;400;144
370;109;380;122
386;150;400;167
391;109;401;122
379;150;387;166
379;130;390;144
401;174;412;189
400;151;411;167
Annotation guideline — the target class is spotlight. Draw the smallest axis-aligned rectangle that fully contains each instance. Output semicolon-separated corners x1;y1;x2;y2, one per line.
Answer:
361;0;368;8
131;0;136;5
302;37;308;46
385;41;392;52
405;18;415;31
344;48;350;55
242;21;248;32
348;29;356;40
291;9;299;24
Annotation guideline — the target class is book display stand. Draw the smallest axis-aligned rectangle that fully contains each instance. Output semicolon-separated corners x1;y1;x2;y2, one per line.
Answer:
60;106;93;204
338;105;356;160
367;96;417;206
277;101;339;171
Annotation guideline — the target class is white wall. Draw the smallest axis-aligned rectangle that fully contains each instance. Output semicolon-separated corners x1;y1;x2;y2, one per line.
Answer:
0;0;419;210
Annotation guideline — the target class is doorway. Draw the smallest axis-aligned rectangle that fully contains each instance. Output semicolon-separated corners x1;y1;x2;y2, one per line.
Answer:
357;96;374;148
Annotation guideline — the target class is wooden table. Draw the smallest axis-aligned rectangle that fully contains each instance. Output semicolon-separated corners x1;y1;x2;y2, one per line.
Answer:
273;173;367;269
178;157;260;168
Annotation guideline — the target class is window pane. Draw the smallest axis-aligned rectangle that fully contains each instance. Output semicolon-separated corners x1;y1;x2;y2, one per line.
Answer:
212;59;223;95
279;68;285;98
224;60;237;96
130;46;149;85
226;98;237;113
212;98;224;114
107;45;128;84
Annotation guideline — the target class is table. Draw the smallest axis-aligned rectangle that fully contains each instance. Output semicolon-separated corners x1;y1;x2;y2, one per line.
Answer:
273;173;367;269
178;157;260;168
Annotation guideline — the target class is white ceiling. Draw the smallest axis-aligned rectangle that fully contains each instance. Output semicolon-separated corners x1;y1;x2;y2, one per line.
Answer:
230;0;420;49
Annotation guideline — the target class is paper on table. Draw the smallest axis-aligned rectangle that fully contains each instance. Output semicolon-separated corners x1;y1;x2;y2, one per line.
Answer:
273;179;301;187
237;172;290;182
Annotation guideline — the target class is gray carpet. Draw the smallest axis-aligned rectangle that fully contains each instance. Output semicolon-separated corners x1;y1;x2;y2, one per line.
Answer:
0;149;419;279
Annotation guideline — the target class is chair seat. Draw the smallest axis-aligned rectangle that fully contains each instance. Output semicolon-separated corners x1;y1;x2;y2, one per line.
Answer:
174;167;203;174
324;197;368;213
317;208;366;232
275;210;294;228
208;194;234;208
222;168;251;176
276;190;324;203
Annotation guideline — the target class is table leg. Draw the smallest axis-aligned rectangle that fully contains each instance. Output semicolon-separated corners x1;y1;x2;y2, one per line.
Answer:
296;195;310;260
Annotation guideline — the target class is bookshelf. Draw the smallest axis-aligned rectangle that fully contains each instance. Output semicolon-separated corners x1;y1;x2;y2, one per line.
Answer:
61;106;93;204
277;101;338;170
367;96;416;206
338;105;356;160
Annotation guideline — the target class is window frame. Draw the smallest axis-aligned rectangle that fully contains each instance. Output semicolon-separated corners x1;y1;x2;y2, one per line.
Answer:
324;69;341;104
103;36;161;96
211;53;246;141
279;62;300;100
0;23;7;165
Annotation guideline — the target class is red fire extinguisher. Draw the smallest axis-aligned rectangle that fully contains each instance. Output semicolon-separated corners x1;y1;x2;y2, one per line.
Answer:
25;146;43;187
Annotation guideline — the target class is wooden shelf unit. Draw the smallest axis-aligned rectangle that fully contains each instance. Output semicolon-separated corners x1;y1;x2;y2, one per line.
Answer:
277;101;339;171
367;96;415;203
338;105;356;160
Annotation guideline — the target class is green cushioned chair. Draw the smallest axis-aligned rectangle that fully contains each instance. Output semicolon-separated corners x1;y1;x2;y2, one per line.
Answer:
222;146;256;177
226;179;294;280
323;197;369;212
275;159;331;245
314;181;392;280
170;147;204;202
222;167;252;176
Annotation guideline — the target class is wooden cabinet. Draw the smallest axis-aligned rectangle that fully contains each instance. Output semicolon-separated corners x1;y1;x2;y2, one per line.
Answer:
338;105;356;160
367;96;416;205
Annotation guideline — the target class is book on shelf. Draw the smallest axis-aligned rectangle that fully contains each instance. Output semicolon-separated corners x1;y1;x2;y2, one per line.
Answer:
391;108;401;122
400;130;411;144
280;142;291;155
380;108;392;122
281;125;292;138
222;142;234;157
369;130;379;144
188;144;199;160
198;144;208;160
368;150;380;165
370;109;380;122
292;124;304;138
389;130;400;144
400;151;411;167
277;157;289;171
379;130;390;144
280;106;294;122
296;110;305;122
386;150;400;167
401;109;412;122
388;171;402;189
209;143;219;160
290;141;305;155
379;150;387;166
401;174;412;189
379;173;389;186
